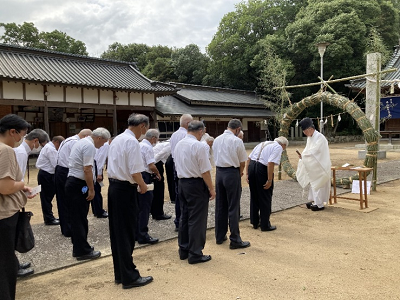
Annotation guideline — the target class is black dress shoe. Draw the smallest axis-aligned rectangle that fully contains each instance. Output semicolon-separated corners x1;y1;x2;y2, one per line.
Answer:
45;219;60;225
115;279;121;284
17;268;34;277
188;255;212;264
76;250;101;261
216;236;227;245
153;214;172;220
122;276;153;289
261;225;277;232
96;211;108;218
19;262;31;269
306;202;313;209
229;241;251;250
179;249;189;260
311;205;325;211
138;236;159;245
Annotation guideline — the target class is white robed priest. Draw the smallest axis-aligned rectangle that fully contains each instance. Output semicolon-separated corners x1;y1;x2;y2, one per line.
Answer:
296;117;331;211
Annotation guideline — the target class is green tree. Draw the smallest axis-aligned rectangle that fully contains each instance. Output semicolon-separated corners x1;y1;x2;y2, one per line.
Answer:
171;44;209;84
37;30;87;55
142;45;176;82
0;22;39;47
0;22;88;55
206;0;307;90
101;42;150;70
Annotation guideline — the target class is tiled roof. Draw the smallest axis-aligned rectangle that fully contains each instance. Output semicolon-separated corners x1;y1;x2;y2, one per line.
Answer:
171;82;264;107
348;45;400;90
156;95;274;118
0;43;177;93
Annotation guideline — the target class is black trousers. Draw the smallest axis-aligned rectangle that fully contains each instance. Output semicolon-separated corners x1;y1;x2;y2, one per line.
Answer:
91;181;105;216
151;161;165;218
65;176;92;256
215;167;242;243
37;169;56;223
136;172;153;242
173;163;181;229
108;179;141;285
165;155;176;202
0;212;19;300
55;165;71;236
178;178;209;259
248;161;274;230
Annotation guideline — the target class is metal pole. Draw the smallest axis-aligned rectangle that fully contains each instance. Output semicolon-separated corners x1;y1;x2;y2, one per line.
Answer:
320;55;324;134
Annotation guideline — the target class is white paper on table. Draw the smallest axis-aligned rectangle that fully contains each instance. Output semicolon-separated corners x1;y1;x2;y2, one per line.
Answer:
351;180;371;195
25;185;41;196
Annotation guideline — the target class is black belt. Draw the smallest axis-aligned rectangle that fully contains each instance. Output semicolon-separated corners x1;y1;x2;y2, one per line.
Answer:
109;178;138;187
216;166;239;169
179;177;202;181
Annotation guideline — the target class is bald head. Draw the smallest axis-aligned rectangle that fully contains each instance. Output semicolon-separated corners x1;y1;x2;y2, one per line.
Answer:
180;114;193;129
78;129;92;139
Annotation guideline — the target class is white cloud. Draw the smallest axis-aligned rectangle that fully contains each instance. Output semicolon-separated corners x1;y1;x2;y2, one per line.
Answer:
0;0;237;56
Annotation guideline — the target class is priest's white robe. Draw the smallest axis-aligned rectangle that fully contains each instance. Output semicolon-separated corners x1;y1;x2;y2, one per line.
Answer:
296;130;331;207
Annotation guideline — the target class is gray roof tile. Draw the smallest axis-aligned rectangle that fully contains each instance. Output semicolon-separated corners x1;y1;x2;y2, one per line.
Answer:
0;44;177;93
156;95;274;118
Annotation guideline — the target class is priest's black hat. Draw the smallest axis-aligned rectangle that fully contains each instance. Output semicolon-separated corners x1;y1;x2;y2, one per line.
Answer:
299;117;314;130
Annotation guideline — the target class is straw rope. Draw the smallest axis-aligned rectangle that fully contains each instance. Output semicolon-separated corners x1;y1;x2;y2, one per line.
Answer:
279;91;379;185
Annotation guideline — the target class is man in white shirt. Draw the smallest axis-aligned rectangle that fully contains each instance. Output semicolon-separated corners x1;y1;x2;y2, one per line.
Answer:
36;135;64;225
65;128;110;261
296;117;331;211
14;129;49;180
151;140;172;220
174;120;215;264
55;129;92;237
107;114;153;289
170;114;193;231
136;129;161;245
213;119;250;249
246;137;288;231
91;140;110;218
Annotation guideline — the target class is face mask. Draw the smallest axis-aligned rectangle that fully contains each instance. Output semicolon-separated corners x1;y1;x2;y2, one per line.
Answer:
139;134;145;140
33;145;42;152
14;136;24;147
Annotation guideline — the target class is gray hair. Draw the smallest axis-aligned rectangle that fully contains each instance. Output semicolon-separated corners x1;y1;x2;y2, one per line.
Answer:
188;120;205;132
274;136;289;147
180;114;193;127
25;129;50;144
204;135;214;142
228;119;242;130
145;128;160;139
92;127;111;139
128;113;149;127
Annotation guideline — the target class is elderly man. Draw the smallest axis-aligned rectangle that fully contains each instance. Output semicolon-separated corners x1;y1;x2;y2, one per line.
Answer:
246;137;288;231
175;120;215;264
136;129;161;245
213;119;250;249
36;135;64;225
296;117;331;211
14;129;49;180
107;114;153;289
65;127;110;261
151;140;172;220
55;129;92;237
170;114;193;231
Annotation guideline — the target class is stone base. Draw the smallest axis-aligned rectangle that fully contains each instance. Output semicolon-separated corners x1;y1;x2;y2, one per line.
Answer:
358;150;386;159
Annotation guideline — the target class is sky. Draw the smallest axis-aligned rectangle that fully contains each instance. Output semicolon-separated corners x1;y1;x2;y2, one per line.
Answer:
0;0;238;57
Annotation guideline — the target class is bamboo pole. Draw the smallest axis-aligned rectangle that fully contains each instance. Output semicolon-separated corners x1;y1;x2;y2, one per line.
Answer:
275;68;397;90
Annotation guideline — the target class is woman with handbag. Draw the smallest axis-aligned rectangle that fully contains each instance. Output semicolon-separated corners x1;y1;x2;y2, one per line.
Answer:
0;114;33;300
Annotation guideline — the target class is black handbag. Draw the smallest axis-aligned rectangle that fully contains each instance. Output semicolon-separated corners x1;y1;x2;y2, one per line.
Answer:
15;208;35;253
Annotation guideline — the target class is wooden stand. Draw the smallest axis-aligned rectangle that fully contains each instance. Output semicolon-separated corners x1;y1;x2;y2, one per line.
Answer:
330;166;373;209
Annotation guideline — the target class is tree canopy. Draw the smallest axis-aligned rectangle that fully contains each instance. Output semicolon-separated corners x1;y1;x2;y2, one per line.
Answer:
0;22;88;55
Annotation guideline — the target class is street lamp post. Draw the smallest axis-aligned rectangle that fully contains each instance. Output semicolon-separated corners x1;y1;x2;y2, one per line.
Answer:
316;42;330;134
